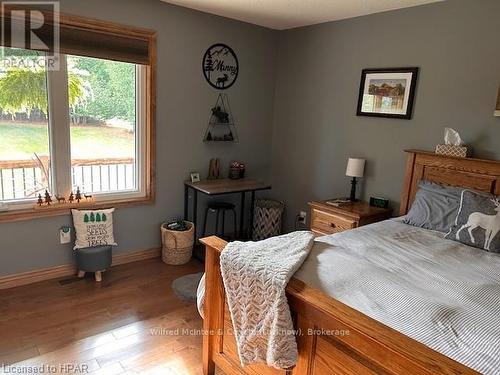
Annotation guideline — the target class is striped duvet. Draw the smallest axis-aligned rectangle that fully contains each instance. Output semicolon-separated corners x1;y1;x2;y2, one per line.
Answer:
294;219;500;375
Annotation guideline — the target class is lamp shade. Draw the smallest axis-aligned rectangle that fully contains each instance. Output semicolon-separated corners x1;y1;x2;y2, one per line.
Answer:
346;158;365;178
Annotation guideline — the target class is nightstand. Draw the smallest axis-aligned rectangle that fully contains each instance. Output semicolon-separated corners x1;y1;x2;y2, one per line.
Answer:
308;200;391;236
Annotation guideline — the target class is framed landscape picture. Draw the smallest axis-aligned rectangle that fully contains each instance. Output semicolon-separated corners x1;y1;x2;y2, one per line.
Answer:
356;67;419;119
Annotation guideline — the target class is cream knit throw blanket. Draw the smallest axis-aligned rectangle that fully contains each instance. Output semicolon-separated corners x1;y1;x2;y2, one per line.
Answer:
220;231;315;369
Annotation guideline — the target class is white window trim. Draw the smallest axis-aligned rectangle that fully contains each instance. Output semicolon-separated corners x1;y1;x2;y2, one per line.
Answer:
1;57;148;210
47;54;72;198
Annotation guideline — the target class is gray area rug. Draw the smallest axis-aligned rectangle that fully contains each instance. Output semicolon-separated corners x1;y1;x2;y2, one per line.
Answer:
171;272;204;303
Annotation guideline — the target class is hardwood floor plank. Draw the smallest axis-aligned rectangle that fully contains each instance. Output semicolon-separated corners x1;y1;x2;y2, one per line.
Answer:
88;362;125;375
121;342;202;374
0;258;208;374
0;345;39;366
36;332;117;356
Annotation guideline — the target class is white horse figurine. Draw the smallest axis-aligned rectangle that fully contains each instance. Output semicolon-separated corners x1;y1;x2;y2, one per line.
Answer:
456;198;500;250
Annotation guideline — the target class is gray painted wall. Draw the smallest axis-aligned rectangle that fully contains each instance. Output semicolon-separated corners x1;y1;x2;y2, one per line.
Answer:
0;0;277;276
2;0;499;275
270;0;500;231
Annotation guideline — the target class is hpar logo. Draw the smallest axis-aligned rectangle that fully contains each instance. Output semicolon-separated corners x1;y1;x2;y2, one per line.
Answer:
1;1;60;70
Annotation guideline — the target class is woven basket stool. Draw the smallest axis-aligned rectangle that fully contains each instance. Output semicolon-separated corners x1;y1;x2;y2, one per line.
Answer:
75;245;112;282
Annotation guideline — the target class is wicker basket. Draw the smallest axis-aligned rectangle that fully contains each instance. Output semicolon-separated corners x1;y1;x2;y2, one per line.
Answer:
252;200;284;241
161;221;194;265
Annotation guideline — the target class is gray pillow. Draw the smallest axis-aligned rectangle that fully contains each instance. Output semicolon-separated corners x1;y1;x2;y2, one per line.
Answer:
403;180;462;232
445;190;500;253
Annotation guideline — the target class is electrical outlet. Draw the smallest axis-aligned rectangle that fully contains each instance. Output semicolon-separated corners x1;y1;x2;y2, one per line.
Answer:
298;211;307;225
60;226;71;244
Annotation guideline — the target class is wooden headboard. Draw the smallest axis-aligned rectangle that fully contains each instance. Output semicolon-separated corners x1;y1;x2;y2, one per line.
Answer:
400;149;500;215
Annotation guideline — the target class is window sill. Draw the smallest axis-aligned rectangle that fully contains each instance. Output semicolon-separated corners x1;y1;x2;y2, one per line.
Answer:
0;195;154;223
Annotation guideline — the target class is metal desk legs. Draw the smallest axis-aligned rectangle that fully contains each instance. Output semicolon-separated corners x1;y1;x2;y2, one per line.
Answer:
239;191;245;238
184;186;198;240
184;187;258;241
193;190;198;239
184;185;189;220
249;190;256;239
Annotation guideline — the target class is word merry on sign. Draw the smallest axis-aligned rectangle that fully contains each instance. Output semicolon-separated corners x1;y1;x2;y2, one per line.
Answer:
203;43;239;90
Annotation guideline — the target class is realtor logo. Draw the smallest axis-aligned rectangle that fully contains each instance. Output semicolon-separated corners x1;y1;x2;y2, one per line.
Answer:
1;1;60;70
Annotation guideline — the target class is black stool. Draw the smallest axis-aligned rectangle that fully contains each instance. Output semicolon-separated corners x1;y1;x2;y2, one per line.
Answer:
203;201;237;239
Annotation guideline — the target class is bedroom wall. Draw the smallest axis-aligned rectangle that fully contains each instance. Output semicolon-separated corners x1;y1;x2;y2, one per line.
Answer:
270;0;500;230
2;0;499;276
0;0;277;276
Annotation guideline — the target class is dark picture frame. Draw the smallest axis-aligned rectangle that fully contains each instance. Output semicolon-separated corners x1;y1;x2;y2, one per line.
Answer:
356;67;419;120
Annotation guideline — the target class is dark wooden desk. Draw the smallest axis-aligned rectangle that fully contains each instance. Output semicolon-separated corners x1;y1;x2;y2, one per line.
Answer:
184;179;271;239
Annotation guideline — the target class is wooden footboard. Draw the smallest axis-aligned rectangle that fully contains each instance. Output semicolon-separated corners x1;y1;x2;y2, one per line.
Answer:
200;236;478;375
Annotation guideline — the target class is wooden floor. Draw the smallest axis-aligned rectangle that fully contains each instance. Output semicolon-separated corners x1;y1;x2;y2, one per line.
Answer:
0;257;215;374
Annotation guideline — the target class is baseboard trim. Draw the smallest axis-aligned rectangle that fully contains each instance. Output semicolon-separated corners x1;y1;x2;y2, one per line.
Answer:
112;247;161;266
0;247;161;290
0;264;76;290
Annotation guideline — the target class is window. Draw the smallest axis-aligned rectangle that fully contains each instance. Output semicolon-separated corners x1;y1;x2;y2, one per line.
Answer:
0;48;52;201
0;10;155;219
0;49;146;207
68;55;139;195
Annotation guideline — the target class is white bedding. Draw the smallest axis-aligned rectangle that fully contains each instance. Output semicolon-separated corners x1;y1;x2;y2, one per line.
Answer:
294;219;500;375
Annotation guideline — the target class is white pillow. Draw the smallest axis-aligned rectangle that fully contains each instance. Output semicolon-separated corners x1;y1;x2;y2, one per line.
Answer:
197;273;206;319
72;208;117;250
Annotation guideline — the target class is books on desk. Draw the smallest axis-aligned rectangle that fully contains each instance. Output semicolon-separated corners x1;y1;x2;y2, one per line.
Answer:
326;198;351;207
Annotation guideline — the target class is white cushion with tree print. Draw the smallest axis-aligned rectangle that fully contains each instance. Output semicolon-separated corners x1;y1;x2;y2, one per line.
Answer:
72;208;117;250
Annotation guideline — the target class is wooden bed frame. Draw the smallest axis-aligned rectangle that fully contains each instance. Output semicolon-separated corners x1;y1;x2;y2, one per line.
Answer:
200;149;500;375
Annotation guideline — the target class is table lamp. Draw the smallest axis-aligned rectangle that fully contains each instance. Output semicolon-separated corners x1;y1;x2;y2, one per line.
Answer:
346;158;365;201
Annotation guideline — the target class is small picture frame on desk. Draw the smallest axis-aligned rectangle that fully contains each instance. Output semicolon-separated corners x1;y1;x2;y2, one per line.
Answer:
190;172;200;183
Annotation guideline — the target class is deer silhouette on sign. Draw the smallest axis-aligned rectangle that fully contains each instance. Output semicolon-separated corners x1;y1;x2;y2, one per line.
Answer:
456;198;500;250
216;74;228;88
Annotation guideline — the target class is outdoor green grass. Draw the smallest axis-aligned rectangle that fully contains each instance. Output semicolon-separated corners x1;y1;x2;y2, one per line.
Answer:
0;122;134;160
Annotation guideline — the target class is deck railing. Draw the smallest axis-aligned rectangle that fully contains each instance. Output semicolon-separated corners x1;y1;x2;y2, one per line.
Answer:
0;157;135;200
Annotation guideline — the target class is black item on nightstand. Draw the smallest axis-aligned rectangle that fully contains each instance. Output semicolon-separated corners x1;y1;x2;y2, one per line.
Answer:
345;158;365;202
370;196;390;209
349;177;358;202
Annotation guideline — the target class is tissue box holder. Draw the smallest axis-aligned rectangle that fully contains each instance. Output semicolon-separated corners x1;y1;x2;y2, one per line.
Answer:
435;144;468;158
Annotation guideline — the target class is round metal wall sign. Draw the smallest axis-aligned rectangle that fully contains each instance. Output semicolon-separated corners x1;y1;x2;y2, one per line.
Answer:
202;43;239;90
